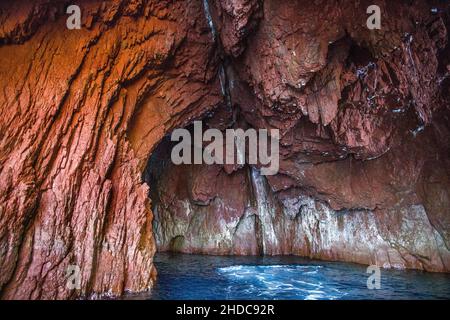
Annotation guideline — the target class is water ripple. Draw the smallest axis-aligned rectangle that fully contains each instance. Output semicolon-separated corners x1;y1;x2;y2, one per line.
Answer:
217;265;346;300
126;254;450;300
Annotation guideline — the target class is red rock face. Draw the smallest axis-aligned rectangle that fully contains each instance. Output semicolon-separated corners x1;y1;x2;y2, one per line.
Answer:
0;0;223;299
0;0;449;299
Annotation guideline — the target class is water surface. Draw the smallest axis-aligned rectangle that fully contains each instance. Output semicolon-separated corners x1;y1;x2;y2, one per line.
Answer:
128;253;450;300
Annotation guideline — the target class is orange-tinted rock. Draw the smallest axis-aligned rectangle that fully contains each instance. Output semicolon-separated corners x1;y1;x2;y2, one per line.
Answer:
0;0;222;299
0;0;449;300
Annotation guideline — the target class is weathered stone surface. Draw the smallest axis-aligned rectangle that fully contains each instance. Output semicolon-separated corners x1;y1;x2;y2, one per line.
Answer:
149;0;450;273
150;160;450;272
0;0;222;299
0;0;449;300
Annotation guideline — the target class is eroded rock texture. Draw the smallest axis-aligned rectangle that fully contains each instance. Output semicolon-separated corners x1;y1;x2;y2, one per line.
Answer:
0;0;449;299
0;0;223;299
149;0;450;272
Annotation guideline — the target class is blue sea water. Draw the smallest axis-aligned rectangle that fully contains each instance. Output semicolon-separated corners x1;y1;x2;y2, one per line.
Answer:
127;253;450;300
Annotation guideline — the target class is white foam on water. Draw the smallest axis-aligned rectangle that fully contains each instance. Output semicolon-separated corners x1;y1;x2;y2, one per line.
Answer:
217;264;346;300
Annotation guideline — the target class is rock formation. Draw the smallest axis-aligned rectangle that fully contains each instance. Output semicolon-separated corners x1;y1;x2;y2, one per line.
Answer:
0;0;449;299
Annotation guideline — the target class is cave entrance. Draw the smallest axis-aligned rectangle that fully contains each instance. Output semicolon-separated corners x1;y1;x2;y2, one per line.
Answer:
143;128;280;256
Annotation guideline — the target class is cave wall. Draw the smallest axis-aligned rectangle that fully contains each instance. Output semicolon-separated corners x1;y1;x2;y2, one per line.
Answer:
0;0;449;299
0;0;223;299
148;0;450;272
149;154;450;272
